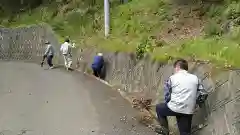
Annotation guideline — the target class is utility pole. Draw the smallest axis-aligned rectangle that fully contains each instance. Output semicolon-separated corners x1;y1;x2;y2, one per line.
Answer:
104;0;110;37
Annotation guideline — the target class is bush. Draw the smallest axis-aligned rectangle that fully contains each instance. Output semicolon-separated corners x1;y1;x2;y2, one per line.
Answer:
136;42;146;60
51;18;65;33
223;2;240;19
204;20;223;36
136;37;154;60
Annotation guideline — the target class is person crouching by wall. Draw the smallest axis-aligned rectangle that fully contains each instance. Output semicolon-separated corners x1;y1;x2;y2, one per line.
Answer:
41;41;55;69
91;53;104;78
155;59;204;135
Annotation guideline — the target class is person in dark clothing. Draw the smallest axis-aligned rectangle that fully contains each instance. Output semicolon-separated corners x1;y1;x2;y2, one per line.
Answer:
41;41;55;69
155;59;204;135
91;53;104;77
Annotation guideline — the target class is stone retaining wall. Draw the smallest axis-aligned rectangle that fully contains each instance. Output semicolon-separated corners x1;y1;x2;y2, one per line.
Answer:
0;24;59;62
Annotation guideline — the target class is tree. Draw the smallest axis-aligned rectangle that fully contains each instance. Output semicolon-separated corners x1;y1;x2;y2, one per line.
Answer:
0;0;43;13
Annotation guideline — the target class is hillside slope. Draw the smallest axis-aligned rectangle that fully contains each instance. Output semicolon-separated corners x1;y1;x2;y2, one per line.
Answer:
0;0;240;67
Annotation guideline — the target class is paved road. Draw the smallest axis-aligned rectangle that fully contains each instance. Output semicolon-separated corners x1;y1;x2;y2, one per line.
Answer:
0;61;156;135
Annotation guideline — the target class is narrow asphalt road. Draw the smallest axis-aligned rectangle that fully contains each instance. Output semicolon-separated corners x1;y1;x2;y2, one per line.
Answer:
0;61;156;135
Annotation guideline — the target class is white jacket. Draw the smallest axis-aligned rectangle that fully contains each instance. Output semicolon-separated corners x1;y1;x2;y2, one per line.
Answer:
167;70;202;114
60;42;75;55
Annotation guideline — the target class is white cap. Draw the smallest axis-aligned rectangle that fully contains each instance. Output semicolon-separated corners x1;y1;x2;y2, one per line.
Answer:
97;53;103;56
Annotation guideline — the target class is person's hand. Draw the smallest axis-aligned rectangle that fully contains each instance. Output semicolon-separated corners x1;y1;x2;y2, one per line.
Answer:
193;105;200;113
72;43;76;48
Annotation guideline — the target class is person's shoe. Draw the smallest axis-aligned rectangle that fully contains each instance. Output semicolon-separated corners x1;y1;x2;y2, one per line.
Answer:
49;66;54;69
40;61;44;67
154;126;169;135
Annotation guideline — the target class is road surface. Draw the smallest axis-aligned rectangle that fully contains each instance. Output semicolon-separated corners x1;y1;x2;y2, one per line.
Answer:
0;61;156;135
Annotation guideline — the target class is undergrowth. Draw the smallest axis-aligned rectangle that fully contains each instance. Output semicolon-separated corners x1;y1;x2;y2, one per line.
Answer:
1;0;240;68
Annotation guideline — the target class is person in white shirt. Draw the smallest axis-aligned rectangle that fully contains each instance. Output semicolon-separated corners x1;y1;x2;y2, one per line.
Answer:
60;38;75;70
155;59;204;135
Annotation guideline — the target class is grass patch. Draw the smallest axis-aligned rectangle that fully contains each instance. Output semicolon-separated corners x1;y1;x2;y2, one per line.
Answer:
1;0;240;67
152;34;240;68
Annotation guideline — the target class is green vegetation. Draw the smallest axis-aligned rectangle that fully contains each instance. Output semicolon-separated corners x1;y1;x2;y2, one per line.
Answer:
1;0;240;67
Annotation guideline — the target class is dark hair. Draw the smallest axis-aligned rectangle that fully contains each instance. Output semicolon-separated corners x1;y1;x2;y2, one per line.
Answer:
173;59;188;70
65;38;70;43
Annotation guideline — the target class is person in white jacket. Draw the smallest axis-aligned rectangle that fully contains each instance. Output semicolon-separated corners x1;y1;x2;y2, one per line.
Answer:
60;38;75;70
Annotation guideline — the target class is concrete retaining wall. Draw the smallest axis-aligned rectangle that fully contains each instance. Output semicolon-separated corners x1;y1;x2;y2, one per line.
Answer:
76;49;240;135
0;25;239;135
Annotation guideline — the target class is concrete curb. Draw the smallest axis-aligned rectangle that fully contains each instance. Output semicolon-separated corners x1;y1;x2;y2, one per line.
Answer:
74;68;159;122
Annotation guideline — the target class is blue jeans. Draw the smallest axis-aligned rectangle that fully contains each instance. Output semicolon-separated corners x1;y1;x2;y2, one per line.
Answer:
156;103;193;135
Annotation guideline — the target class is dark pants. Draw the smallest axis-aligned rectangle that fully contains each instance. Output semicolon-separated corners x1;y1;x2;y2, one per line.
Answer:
47;55;54;67
92;67;101;77
156;103;193;135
